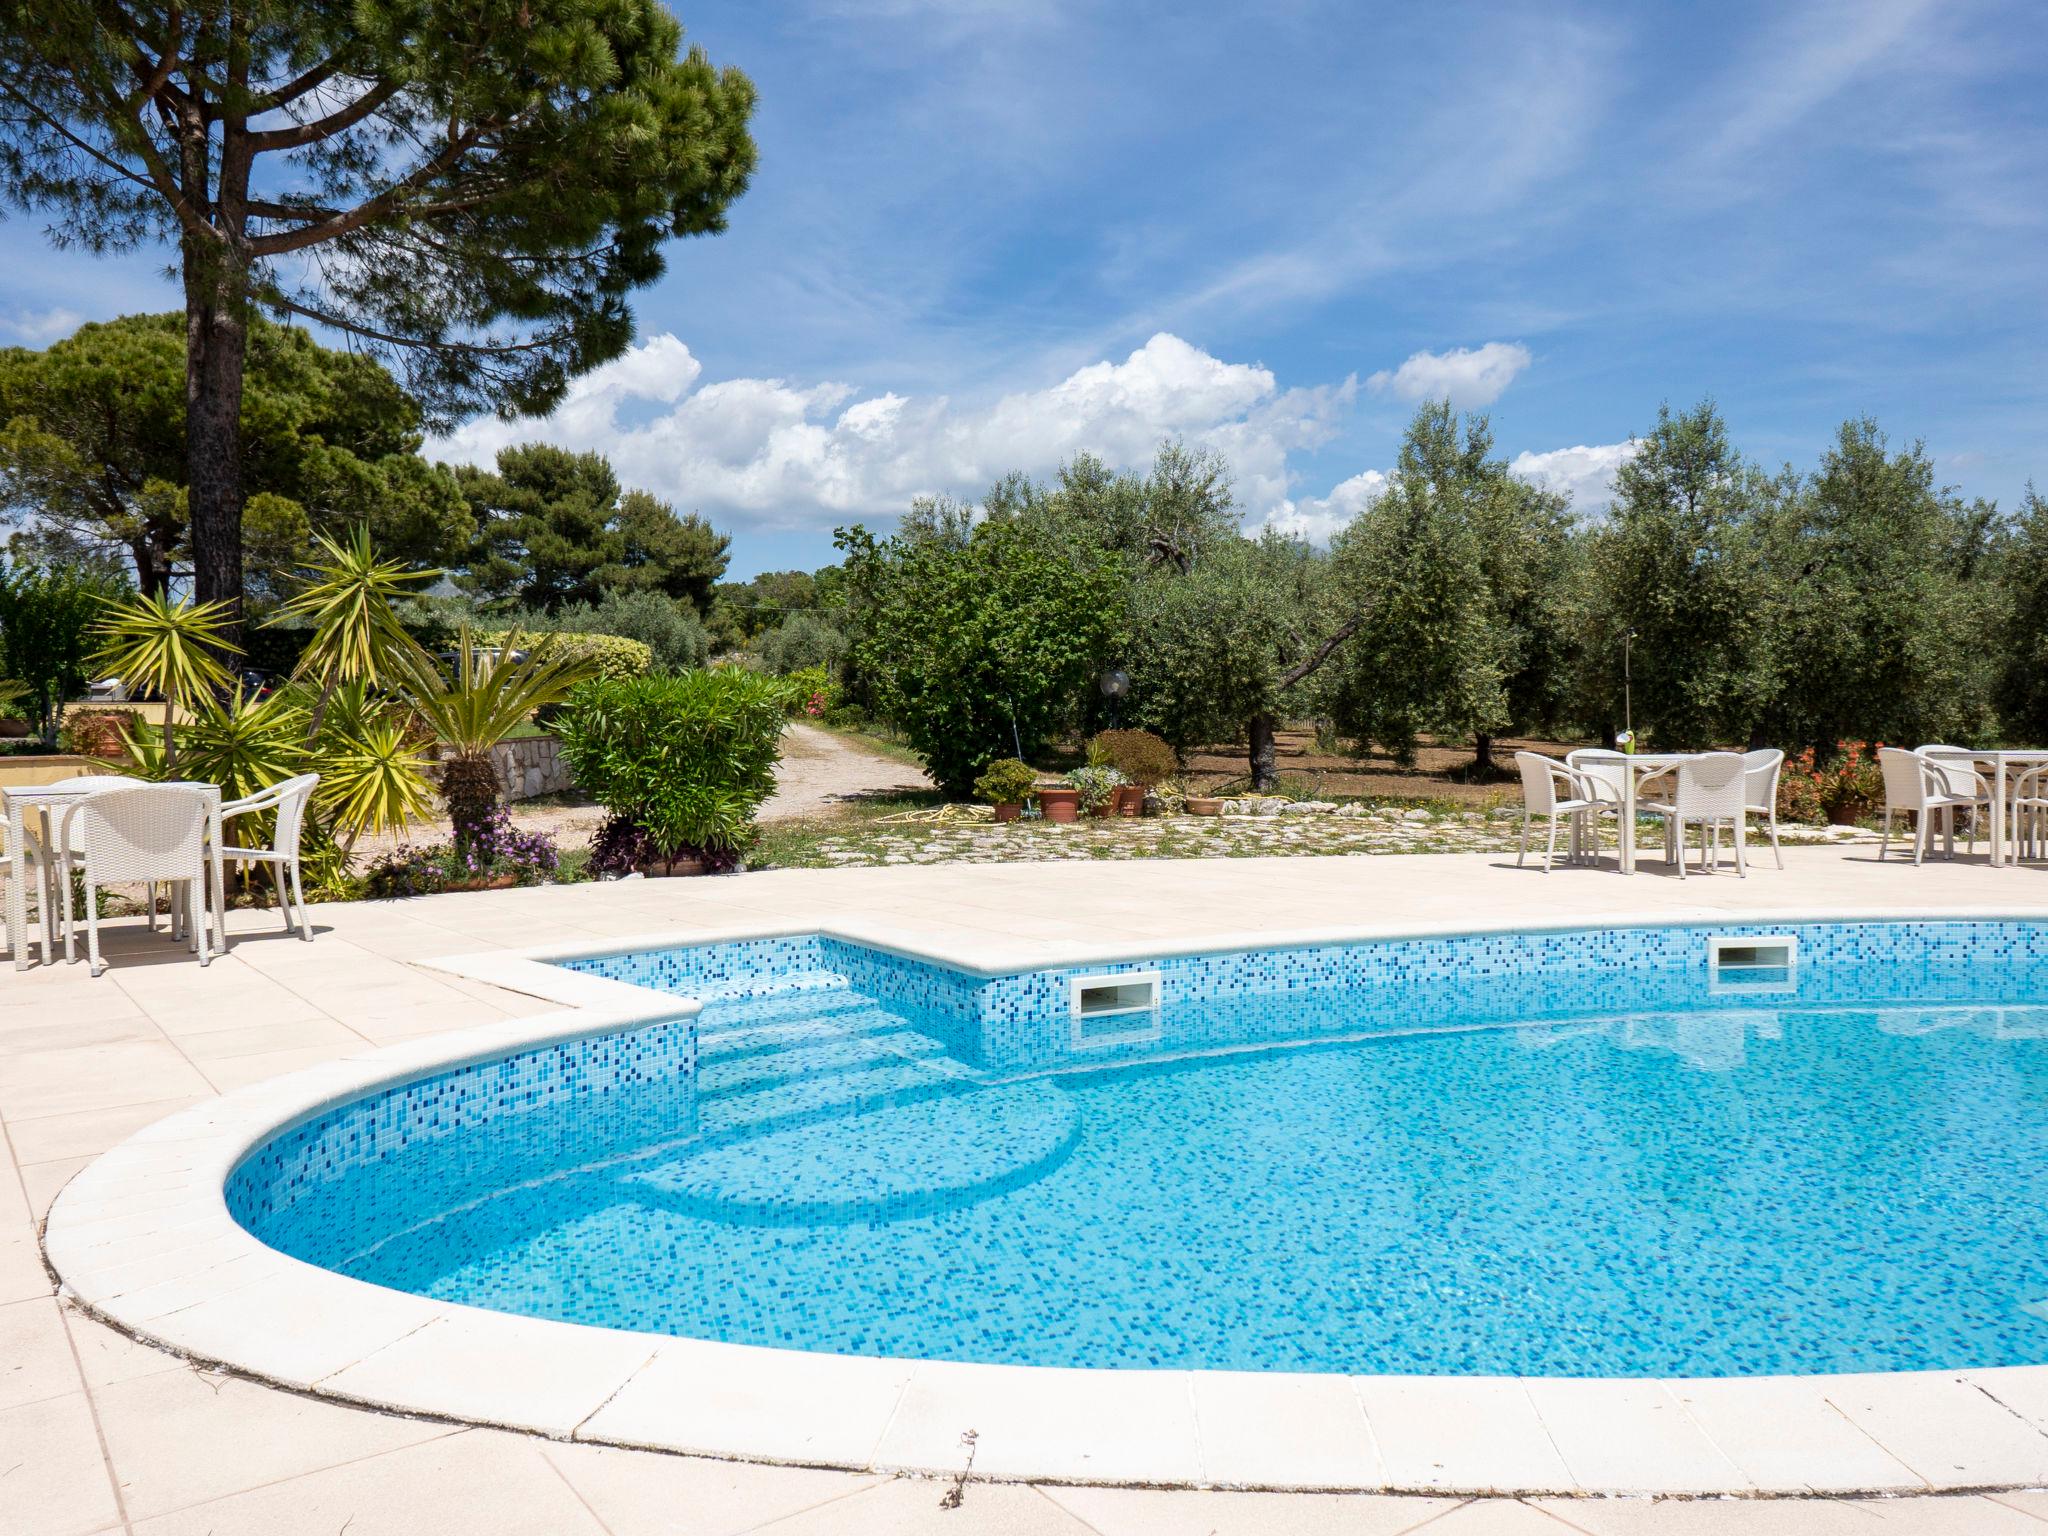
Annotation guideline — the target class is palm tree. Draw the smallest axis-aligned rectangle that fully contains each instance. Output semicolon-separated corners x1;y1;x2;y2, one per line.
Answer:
399;625;597;858
268;527;439;736
89;594;240;773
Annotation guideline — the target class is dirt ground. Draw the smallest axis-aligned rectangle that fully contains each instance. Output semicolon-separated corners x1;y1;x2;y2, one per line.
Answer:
1180;728;1590;804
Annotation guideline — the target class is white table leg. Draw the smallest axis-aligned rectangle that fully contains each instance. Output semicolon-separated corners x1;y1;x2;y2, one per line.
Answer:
5;806;25;971
1993;762;2008;868
1621;767;1638;875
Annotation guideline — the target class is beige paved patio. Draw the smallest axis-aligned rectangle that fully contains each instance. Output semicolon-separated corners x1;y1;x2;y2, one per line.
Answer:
12;847;2048;1533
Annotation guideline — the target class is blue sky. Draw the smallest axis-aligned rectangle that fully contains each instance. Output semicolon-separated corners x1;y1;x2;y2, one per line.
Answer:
5;0;2044;578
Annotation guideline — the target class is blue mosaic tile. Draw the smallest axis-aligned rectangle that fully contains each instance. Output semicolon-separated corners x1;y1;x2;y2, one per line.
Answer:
228;919;2048;1377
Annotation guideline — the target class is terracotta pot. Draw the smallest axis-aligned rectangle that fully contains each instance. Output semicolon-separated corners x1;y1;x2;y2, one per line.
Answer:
639;855;707;877
1038;787;1081;823
1827;803;1866;827
1186;796;1223;816
1114;784;1146;817
445;873;520;893
992;802;1021;823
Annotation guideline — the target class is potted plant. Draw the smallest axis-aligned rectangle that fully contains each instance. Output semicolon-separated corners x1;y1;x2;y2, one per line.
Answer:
1066;763;1127;818
973;758;1039;822
1088;729;1176;816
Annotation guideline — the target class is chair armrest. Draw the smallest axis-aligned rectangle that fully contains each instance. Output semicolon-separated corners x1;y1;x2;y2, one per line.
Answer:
219;786;286;822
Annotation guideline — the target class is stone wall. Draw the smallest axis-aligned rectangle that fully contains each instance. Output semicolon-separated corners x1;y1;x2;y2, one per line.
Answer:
488;735;576;802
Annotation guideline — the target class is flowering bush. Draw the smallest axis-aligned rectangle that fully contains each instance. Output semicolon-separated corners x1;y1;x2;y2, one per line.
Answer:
362;803;558;898
586;811;742;877
1777;744;1884;824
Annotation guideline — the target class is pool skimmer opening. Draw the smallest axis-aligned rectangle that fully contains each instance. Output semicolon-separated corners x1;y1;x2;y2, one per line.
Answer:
1068;970;1163;1049
1709;935;1797;992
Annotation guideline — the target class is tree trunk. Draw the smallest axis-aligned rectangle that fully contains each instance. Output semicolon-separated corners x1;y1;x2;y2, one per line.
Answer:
127;535;171;601
1249;712;1278;792
1473;733;1496;775
442;752;503;861
184;254;247;652
1600;723;1618;750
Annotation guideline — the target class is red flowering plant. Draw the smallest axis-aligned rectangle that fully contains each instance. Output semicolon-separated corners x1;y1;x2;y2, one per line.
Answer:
1777;743;1884;825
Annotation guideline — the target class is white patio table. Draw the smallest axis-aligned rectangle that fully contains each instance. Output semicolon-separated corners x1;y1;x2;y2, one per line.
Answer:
1570;749;1695;875
4;781;225;969
1919;748;2048;868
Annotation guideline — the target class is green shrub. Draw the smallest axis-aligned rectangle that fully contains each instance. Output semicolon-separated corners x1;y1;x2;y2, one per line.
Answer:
760;611;846;675
481;628;651;682
499;592;707;672
1087;728;1177;785
555;670;786;858
973;758;1039;806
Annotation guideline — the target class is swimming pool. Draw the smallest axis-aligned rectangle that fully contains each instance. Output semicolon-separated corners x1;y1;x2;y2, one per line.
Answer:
226;919;2048;1379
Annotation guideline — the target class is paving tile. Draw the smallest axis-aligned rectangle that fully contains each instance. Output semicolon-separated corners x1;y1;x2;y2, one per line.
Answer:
193;1042;358;1091
1040;1484;1462;1535
0;1294;82;1410
873;1360;1201;1483
321;1309;656;1437
1357;1378;1574;1494
3;1096;208;1164
1821;1374;2048;1488
541;1440;880;1536
63;1308;185;1390
0;1391;124;1536
0;1232;52;1304
1663;1378;1924;1493
1528;1382;1749;1496
17;1154;91;1220
0;1042;212;1119
1539;1492;2044;1532
1384;1501;1581;1532
127;1427;606;1535
1192;1368;1383;1488
746;1477;1097;1535
93;1366;456;1520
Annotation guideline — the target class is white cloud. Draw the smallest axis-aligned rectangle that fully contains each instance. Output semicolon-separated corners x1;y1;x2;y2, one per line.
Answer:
1257;470;1387;544
1509;441;1639;511
430;331;1354;532
1367;342;1532;409
1;307;83;345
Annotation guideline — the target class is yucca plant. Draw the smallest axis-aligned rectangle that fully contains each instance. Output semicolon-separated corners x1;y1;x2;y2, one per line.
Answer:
397;625;598;858
89;594;240;773
268;527;439;735
315;711;440;854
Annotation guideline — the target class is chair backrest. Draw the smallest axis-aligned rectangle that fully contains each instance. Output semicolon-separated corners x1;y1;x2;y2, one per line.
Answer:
1566;749;1626;805
271;773;319;855
1515;751;1563;813
1914;745;1980;798
69;785;209;885
1879;747;1936;811
1742;748;1784;808
1674;752;1746;819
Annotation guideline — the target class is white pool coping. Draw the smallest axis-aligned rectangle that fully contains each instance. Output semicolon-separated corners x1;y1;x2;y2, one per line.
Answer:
42;906;2048;1496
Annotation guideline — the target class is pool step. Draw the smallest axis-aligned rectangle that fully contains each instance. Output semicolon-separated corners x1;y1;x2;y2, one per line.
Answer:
627;1079;1081;1226
690;967;852;1004
697;1006;931;1064
700;1055;979;1135
698;1027;948;1100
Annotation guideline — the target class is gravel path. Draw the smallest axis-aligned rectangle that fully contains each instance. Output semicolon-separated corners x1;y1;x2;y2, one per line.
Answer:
758;722;932;821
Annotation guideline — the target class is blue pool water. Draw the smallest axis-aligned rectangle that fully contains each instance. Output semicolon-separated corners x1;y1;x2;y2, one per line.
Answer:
230;921;2048;1377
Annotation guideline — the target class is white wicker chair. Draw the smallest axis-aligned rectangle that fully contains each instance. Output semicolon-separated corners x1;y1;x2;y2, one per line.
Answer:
1742;748;1786;869
1880;748;1986;865
1914;744;1992;855
1639;752;1749;878
216;774;319;941
56;785;216;976
1514;752;1601;872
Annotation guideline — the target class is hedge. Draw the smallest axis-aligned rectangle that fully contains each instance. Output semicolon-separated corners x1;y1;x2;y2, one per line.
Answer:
480;629;652;681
